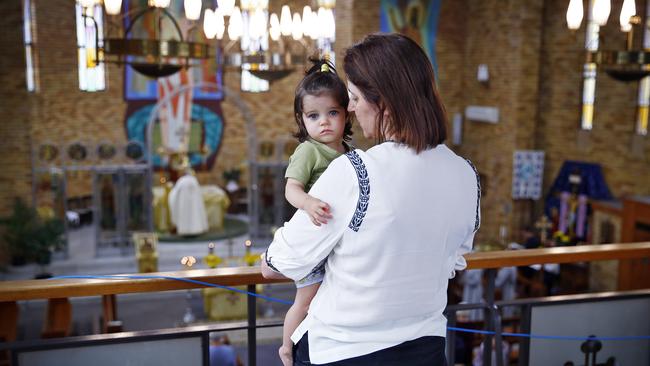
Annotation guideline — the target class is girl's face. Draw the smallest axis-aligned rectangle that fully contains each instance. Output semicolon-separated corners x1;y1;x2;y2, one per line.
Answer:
346;81;379;139
301;93;346;151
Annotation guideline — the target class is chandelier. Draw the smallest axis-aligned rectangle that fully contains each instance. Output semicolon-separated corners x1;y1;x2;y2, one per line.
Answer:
566;0;650;81
77;0;336;80
203;0;336;82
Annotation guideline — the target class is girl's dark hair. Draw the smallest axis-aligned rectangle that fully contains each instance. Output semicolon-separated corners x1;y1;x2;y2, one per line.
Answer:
293;57;352;142
343;33;447;153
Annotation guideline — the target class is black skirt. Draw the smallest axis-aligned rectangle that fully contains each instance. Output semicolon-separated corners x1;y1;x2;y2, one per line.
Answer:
292;332;447;366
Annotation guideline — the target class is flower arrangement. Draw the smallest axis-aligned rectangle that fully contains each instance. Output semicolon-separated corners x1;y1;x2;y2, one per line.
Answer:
553;230;571;246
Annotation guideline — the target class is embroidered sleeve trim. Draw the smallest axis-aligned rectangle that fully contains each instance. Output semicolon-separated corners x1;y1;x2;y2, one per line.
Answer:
465;158;482;232
264;249;281;273
344;150;370;232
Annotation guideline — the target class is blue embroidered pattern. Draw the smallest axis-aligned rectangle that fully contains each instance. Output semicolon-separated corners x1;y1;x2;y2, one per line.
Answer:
264;249;280;273
345;151;370;232
465;159;482;232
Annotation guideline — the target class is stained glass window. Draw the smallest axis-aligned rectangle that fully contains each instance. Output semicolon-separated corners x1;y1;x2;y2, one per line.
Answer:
580;15;600;131
22;0;38;92
76;4;105;92
635;2;650;136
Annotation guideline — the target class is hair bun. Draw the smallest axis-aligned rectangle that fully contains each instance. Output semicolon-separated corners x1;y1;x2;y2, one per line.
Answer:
306;56;336;75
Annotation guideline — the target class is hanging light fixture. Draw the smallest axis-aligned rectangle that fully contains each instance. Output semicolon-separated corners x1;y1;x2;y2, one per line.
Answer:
78;0;211;78
78;0;336;84
567;0;650;82
202;1;337;83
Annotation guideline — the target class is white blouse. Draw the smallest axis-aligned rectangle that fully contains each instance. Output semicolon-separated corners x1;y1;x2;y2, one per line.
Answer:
265;142;480;364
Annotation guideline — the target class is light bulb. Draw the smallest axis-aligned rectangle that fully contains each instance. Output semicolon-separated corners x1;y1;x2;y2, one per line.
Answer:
203;9;217;39
566;0;583;30
619;0;636;32
215;8;225;40
219;0;235;17
269;13;281;41
249;8;266;39
104;0;122;15
184;0;202;21
317;7;327;39
291;13;302;40
592;0;611;26
302;6;312;38
152;0;171;8
280;5;292;36
228;6;243;41
240;0;251;11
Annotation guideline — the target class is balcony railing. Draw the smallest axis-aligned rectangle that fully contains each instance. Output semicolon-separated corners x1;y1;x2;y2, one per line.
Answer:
1;242;649;366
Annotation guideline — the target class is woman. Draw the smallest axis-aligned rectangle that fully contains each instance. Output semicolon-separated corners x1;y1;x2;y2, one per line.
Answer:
262;33;480;365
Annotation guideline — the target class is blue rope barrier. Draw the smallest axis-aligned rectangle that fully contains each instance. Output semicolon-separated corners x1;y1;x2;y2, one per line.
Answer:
49;275;650;342
49;274;294;305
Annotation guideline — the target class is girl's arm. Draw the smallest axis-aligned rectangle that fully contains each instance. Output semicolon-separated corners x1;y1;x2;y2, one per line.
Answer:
286;178;332;226
261;253;288;279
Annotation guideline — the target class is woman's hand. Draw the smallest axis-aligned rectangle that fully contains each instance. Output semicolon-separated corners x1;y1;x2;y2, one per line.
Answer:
302;195;332;226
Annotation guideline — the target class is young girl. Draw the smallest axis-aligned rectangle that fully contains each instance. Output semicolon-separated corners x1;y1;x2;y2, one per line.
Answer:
279;58;352;366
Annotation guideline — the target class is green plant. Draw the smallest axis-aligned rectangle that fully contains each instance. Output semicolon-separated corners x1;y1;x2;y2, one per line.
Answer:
0;198;65;265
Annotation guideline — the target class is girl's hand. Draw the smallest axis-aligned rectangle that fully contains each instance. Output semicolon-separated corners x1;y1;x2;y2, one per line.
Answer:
303;195;332;226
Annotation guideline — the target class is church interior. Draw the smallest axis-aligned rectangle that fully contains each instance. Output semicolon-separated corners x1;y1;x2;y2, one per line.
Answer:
0;0;649;365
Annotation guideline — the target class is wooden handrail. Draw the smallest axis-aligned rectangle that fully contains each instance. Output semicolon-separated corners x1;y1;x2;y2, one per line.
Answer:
467;242;650;269
1;242;648;302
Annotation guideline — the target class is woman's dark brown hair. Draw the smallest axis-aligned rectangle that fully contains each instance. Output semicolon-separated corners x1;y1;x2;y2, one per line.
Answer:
343;33;447;152
293;58;353;142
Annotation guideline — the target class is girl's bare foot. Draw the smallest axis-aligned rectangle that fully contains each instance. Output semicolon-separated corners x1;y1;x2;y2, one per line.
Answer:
279;345;293;366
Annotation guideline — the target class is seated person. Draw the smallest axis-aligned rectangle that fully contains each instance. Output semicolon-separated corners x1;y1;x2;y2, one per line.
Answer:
209;333;242;366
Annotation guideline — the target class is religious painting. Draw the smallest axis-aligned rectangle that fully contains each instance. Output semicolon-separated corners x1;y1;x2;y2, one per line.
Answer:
545;161;614;243
67;142;89;162
125;102;223;170
97;142;117;161
38;144;59;163
133;232;158;273
123;0;223;101
125;140;146;162
380;0;441;74
512;150;544;200
133;232;158;259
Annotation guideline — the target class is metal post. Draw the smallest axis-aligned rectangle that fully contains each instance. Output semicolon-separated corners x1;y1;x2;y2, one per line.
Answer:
518;304;531;366
247;284;257;366
483;268;496;366
491;304;504;366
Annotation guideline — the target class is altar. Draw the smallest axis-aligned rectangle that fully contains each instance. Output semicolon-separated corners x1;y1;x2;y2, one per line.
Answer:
152;184;230;234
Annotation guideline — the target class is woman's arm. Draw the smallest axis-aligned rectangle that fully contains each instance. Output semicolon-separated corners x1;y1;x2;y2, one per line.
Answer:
286;178;332;226
264;156;358;282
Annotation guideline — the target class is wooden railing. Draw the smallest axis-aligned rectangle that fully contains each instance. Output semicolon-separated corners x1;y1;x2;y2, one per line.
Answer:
2;242;648;302
0;242;649;365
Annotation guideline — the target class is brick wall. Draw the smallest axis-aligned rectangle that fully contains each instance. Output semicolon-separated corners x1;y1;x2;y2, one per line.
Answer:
0;0;648;249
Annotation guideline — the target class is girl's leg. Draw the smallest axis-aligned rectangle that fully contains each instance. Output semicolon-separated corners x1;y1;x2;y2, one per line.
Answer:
279;283;321;366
